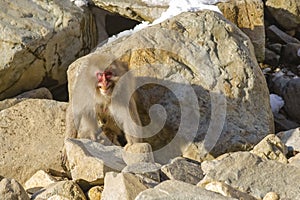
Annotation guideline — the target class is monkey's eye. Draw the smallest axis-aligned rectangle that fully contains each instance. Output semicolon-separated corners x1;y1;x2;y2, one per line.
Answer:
105;71;113;79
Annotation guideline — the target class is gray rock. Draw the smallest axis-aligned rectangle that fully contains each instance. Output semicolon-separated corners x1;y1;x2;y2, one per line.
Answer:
101;172;148;200
280;43;300;65
277;127;300;151
201;152;300;199
269;73;292;95
161;157;204;185
250;134;287;163
0;178;30;200
24;170;57;191
282;78;300;123
135;180;237;200
288;153;300;168
0;0;97;100
91;0;168;22
198;180;257;200
0;99;67;185
273;112;300;132
123;143;155;165
93;0;265;62
0;87;53;111
32;180;86;200
218;0;265;61
68;11;273;164
267;43;282;54
264;48;279;66
267;25;300;44
122;162;161;182
65;138;126;181
265;0;300;30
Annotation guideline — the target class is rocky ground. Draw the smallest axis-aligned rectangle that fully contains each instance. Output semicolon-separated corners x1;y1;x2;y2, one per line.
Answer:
0;0;299;200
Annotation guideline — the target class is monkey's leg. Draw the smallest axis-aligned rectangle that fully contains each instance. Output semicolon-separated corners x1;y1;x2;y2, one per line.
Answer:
61;105;77;171
124;97;143;144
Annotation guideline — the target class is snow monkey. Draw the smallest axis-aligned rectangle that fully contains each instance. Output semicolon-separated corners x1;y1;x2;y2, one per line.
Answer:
62;58;143;169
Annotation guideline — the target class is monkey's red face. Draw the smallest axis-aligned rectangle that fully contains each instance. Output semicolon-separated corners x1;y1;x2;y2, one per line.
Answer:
96;71;114;96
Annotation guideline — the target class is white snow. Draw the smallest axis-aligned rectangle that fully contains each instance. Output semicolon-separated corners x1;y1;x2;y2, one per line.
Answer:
270;94;284;113
141;0;170;6
106;0;226;44
70;0;88;8
152;0;225;24
142;0;226;6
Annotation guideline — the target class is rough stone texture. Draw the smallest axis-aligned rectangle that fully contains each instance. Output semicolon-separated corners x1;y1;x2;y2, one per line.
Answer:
277;127;300;152
123;143;155;165
288;153;300;168
268;73;291;95
201;152;300;199
280;43;300;65
161;157;204;185
265;0;300;30
282;78;300;123
65;138;126;181
263;192;280;200
0;0;97;100
68;11;273;163
92;0;265;61
0;178;30;200
250;134;288;163
24;170;57;190
31;180;86;200
88;186;103;200
264;48;279;66
135;180;237;200
198;180;257;200
91;0;168;22
267;43;282;54
0;99;67;185
101;172;148;200
218;0;265;61
267;25;300;44
0;87;53;111
122;162;161;182
273;113;300;133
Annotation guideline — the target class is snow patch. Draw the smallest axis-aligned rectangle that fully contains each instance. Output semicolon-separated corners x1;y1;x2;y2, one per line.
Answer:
105;0;226;45
153;0;225;24
70;0;88;8
270;94;284;113
141;0;170;6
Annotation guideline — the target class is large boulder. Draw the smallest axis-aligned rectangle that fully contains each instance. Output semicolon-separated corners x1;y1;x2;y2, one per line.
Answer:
0;99;67;184
135;180;236;200
0;87;53;111
68;11;273;163
265;0;300;31
64;138;126;181
201;152;300;199
218;0;265;61
0;0;97;100
92;0;265;61
91;0;168;22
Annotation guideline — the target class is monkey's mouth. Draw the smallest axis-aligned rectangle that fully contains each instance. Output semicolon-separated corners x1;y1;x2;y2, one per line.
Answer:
99;85;112;95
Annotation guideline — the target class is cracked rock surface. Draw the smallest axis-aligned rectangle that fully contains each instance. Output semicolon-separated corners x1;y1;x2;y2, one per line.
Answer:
0;0;97;100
